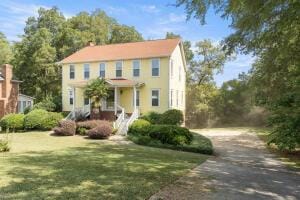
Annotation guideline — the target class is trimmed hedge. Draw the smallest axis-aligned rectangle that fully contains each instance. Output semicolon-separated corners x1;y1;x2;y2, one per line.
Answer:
160;109;184;125
87;124;112;139
128;132;213;155
140;109;184;125
0;113;25;132
128;119;151;136
53;120;76;136
24;109;63;130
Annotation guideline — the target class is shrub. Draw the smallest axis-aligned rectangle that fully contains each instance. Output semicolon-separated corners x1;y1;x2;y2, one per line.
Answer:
87;124;112;139
0;140;9;152
140;111;162;124
148;125;193;145
24;109;63;130
53;120;76;136
76;120;111;130
41;112;64;130
77;127;87;135
23;106;32;114
0;114;25;132
128;119;151;136
33;98;56;112
161;109;184;125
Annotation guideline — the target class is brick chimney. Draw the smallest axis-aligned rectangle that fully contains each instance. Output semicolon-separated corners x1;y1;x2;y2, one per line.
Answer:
1;64;13;98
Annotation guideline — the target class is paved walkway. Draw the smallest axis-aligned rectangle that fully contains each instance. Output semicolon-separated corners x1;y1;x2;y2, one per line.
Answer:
150;128;300;200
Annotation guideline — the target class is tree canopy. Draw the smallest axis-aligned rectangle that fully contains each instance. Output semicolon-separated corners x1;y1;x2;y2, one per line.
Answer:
177;0;300;150
12;7;143;102
0;32;12;64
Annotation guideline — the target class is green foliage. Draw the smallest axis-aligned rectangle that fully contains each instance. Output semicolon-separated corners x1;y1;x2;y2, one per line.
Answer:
77;127;87;135
53;120;76;136
160;109;184;125
178;1;299;151
33;97;56;111
128;119;151;136
148;125;193;145
128;132;213;155
0;114;25;132
24;109;63;130
0;32;12;64
140;111;162;124
84;78;108;110
0;140;10;152
110;25;143;44
12;7;143;102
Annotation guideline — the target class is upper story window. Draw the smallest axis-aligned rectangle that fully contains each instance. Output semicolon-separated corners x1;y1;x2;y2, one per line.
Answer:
151;89;159;106
69;65;75;79
170;59;174;78
84;64;90;80
133;60;140;77
115;61;122;77
179;66;182;81
99;63;105;78
151;58;160;77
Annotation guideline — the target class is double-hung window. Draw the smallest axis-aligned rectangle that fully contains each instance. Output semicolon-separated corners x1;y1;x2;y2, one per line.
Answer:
84;64;90;80
99;63;105;78
133;60;140;77
69;90;74;105
133;90;140;107
116;61;122;77
151;58;160;77
179;66;181;81
151;89;159;106
84;98;90;105
170;60;174;78
70;65;75;79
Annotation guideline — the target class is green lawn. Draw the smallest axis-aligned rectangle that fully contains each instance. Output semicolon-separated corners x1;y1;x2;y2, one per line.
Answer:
251;128;300;170
0;132;208;200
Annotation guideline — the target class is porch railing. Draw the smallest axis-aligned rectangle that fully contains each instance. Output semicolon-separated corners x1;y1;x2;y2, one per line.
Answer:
124;108;139;134
113;105;125;129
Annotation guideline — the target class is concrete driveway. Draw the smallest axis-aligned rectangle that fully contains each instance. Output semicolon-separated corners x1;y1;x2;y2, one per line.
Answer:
150;128;300;200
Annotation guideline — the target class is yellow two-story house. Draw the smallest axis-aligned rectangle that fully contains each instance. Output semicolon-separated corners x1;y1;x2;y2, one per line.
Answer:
59;38;186;125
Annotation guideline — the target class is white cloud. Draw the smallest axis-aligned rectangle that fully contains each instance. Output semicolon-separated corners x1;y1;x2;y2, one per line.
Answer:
106;6;128;15
159;13;186;25
141;5;160;13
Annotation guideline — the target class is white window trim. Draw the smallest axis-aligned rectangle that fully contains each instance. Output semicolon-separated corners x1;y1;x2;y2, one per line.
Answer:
170;59;174;78
83;63;90;80
69;89;74;105
99;62;106;78
115;60;123;78
151;58;160;77
170;89;173;107
176;90;179;107
179;65;181;81
132;59;141;77
132;89;140;107
151;89;160;107
69;65;75;79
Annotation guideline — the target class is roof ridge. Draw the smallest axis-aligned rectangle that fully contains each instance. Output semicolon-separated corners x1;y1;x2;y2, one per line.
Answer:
90;38;181;48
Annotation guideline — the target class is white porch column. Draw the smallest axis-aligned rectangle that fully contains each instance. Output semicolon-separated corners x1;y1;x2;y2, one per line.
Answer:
72;87;75;117
114;87;118;115
133;86;137;110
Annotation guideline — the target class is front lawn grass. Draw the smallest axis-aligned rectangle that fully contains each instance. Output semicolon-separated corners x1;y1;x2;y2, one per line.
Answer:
0;132;208;200
251;128;300;170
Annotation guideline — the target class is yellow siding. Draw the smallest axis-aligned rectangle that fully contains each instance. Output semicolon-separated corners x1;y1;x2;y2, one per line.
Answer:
62;57;171;114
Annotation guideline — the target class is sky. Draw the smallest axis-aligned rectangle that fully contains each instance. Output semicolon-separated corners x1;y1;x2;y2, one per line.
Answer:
0;0;254;86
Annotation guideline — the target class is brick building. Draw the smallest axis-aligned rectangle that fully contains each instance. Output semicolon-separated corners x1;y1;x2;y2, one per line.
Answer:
0;64;21;118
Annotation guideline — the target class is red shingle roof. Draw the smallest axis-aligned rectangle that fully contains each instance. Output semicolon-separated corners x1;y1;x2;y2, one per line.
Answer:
60;38;181;64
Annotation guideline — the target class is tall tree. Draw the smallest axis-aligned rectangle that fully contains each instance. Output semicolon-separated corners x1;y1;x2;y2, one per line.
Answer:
0;32;12;64
189;39;227;85
110;25;143;44
176;0;300;150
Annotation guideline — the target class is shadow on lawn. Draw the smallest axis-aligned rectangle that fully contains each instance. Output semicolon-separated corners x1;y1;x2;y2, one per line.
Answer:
0;143;202;200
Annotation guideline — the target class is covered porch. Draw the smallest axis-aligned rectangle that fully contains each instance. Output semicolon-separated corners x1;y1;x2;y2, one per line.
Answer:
67;78;144;124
